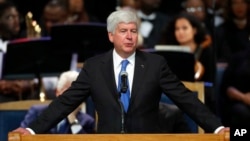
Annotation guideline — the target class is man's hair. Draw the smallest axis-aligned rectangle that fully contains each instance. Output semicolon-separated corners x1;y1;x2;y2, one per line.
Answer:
107;9;140;33
56;70;79;92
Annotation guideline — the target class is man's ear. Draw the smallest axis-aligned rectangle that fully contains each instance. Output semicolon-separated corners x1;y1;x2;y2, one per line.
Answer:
108;32;114;43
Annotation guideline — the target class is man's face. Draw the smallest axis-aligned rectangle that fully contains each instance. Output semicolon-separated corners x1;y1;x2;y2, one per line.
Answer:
69;0;84;13
175;18;196;46
185;0;206;22
232;0;248;19
108;22;138;58
43;6;68;33
0;7;20;36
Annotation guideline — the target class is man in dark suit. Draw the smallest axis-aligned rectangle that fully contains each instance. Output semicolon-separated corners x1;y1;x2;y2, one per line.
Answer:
13;9;229;134
19;71;95;134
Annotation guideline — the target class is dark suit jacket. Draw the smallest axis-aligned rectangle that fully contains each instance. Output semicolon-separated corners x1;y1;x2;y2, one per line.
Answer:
29;49;222;133
21;104;95;134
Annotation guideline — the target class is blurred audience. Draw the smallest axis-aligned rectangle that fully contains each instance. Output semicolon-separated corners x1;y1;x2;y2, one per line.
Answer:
67;0;100;23
219;47;250;128
158;0;185;18
20;70;95;134
39;0;70;36
204;0;224;28
163;13;215;82
116;0;140;10
162;13;216;112
182;0;213;35
0;0;23;51
0;1;33;103
215;0;250;63
136;0;171;48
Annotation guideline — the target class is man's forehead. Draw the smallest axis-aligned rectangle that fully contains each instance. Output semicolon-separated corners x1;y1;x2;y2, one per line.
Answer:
118;22;137;26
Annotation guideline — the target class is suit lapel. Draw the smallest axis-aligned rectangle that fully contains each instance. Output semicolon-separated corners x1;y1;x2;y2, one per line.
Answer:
130;50;146;109
101;50;120;101
101;50;147;111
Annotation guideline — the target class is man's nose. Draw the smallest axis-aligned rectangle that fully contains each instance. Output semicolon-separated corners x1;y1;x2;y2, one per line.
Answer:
126;31;132;39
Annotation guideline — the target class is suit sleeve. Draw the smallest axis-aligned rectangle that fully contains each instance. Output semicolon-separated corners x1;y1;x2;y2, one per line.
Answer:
20;106;42;128
28;65;92;133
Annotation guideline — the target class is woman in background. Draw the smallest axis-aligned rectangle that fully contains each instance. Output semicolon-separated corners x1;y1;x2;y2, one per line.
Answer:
163;12;215;83
215;0;250;62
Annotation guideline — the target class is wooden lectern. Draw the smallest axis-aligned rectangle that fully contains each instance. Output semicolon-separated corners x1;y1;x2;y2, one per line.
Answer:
9;132;230;141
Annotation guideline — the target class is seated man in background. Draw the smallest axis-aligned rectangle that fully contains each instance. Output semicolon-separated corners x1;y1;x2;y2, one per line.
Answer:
39;0;70;36
67;0;100;23
20;70;95;134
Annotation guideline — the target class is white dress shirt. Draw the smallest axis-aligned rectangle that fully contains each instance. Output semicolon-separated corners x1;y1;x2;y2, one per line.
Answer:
113;49;135;95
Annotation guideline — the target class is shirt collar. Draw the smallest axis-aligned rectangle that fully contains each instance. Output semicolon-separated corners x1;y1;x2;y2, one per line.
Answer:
113;49;135;69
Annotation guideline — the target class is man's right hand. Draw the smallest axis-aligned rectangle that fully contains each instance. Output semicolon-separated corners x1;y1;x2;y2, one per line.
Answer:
12;127;32;135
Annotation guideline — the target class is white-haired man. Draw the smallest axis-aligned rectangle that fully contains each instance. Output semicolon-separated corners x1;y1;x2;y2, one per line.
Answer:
20;70;95;134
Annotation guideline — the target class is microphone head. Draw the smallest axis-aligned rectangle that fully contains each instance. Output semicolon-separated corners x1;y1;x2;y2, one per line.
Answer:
120;71;128;93
120;71;128;76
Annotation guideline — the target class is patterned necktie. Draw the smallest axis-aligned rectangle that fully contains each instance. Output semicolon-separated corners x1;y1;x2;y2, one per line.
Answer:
118;60;130;112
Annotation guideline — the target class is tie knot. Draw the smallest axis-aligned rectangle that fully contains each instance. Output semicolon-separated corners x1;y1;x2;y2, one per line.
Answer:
121;60;129;71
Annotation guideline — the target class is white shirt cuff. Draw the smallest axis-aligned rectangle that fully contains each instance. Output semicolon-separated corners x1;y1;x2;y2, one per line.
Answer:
214;126;225;134
26;128;36;135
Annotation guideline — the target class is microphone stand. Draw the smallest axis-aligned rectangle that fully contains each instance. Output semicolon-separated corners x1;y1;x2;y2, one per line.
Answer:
118;93;126;133
118;71;128;133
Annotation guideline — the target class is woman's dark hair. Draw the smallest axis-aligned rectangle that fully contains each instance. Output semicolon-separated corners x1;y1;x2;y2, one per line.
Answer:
165;12;207;45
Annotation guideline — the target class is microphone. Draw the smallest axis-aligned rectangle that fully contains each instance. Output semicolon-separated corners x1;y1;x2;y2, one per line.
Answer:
120;71;128;93
118;71;128;133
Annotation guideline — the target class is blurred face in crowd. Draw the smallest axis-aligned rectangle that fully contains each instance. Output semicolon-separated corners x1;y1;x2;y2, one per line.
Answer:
185;0;206;22
121;0;138;9
139;0;161;13
174;18;196;45
205;0;223;9
0;6;20;37
69;0;84;14
43;5;68;33
231;0;248;19
108;22;138;58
